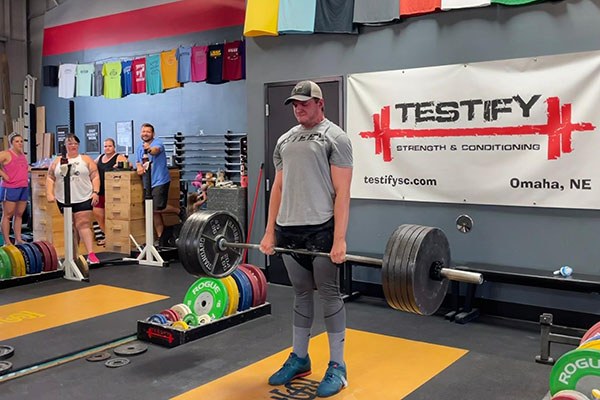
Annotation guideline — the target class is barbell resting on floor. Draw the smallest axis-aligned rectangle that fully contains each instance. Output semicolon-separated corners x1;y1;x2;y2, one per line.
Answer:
176;210;483;316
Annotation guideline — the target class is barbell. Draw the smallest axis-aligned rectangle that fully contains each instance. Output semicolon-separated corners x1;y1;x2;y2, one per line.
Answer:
176;210;483;316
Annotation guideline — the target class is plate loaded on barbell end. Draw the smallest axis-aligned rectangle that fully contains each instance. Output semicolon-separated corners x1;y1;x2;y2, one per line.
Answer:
177;210;245;278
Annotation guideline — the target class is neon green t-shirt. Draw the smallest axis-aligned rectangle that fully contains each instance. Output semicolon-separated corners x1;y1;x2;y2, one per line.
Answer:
102;61;122;99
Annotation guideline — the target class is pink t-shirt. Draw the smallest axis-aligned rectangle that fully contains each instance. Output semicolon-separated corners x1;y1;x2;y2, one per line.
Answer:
191;45;208;82
132;58;147;94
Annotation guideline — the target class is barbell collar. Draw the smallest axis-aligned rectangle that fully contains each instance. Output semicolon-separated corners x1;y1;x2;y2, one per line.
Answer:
440;268;483;285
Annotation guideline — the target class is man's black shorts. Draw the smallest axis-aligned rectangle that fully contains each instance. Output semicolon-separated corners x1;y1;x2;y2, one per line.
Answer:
275;218;335;270
152;182;170;211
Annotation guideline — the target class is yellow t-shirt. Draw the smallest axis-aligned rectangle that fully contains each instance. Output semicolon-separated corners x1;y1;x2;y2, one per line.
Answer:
160;49;180;90
102;61;122;99
244;0;280;37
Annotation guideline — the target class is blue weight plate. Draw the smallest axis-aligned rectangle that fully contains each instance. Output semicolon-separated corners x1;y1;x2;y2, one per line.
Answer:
231;268;252;311
147;314;169;325
15;244;33;275
23;243;43;274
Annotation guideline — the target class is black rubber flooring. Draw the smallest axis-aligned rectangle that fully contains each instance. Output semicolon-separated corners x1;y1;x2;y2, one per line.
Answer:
0;260;567;399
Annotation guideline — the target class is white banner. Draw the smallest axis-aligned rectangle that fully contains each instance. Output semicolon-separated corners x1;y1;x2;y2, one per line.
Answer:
347;50;600;209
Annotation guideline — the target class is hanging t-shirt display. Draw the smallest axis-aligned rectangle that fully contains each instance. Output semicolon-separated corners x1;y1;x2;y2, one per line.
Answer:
400;0;441;15
102;61;122;99
43;65;59;87
353;0;399;25
121;60;133;97
160;49;180;90
278;0;317;34
441;0;490;9
75;63;94;97
243;0;280;37
191;45;208;82
207;44;227;85
314;0;357;34
222;41;244;81
132;58;146;94
58;63;76;99
146;54;163;95
176;46;192;83
94;63;103;97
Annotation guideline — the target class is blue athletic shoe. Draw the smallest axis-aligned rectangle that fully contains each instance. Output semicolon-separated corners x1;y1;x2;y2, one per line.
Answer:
316;362;348;397
268;352;312;386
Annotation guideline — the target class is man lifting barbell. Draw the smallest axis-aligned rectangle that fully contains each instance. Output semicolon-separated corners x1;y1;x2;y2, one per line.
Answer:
258;80;353;398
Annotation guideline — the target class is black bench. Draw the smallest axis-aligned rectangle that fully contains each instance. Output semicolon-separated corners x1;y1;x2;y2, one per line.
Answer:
451;263;600;364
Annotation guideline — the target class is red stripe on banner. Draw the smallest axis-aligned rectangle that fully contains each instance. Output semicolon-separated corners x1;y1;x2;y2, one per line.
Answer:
43;0;246;56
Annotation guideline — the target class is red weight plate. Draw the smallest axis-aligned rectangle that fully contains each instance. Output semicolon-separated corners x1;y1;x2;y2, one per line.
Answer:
238;265;261;307
160;309;180;322
581;321;600;345
39;241;59;271
33;241;52;272
240;264;267;305
551;390;592;400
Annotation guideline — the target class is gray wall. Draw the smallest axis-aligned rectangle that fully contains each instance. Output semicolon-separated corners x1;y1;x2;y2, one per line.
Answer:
245;0;600;313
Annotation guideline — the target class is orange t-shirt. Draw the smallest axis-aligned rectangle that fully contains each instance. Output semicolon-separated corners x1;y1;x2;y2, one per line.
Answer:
400;0;441;16
160;49;180;90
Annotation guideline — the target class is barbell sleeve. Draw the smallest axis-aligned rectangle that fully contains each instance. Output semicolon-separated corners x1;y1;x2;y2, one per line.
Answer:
221;240;483;285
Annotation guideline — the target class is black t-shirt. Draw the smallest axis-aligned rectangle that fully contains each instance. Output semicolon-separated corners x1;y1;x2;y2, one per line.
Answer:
96;153;119;195
207;44;228;85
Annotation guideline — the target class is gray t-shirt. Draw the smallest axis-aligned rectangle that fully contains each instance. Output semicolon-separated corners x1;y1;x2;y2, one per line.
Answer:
274;118;353;226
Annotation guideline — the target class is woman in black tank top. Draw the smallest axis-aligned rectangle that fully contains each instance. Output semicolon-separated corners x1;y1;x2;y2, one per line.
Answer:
93;138;127;245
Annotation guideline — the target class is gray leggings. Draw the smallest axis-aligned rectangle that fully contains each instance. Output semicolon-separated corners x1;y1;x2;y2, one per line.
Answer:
282;253;346;333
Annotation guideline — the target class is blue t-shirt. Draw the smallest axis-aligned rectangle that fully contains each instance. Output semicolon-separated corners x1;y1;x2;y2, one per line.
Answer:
121;60;133;96
146;54;163;95
176;46;192;83
278;0;317;34
136;137;170;188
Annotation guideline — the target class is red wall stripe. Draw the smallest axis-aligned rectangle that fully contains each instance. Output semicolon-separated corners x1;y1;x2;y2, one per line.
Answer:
43;0;246;56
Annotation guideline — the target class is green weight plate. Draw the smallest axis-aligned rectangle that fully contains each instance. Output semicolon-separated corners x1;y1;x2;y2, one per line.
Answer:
183;313;199;327
183;277;228;320
581;322;600;345
0;248;10;279
549;348;600;395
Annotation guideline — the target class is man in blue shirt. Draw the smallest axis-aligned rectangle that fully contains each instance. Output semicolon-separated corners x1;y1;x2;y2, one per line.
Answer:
136;123;181;244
